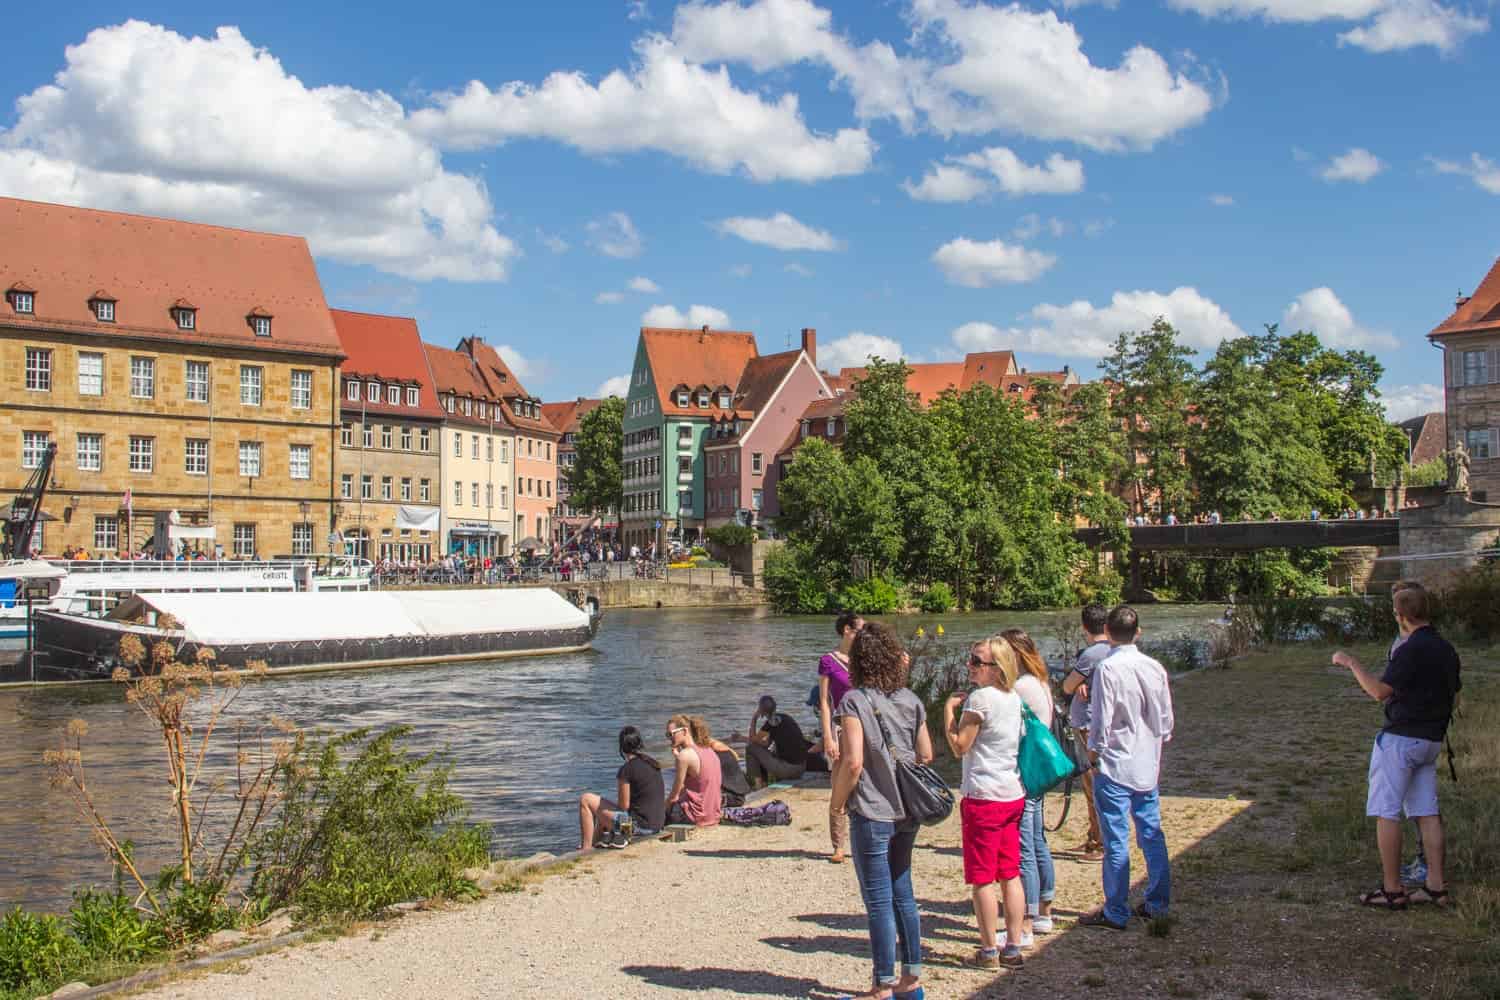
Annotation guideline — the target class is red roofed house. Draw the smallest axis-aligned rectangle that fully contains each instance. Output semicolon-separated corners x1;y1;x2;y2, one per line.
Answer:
541;397;615;542
423;342;517;556
1429;257;1500;501
0;196;344;558
330;310;444;563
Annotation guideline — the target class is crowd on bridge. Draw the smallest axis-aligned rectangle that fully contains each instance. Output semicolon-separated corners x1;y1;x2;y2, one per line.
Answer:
1123;504;1407;528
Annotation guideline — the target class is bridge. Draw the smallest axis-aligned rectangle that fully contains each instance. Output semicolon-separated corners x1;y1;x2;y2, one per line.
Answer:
1074;517;1402;551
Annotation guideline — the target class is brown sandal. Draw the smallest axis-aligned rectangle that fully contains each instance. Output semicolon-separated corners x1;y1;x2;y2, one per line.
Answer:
1359;887;1409;910
1408;886;1452;907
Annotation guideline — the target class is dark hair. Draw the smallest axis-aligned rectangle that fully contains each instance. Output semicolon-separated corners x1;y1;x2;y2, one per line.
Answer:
835;611;862;637
1081;604;1109;635
850;622;910;694
1390;579;1421;595
1393;585;1431;623
618;725;660;770
1106;605;1139;643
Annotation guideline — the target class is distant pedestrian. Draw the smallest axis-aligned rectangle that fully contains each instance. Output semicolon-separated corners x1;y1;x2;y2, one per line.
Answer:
819;611;863;863
1080;605;1175;930
1061;605;1110;860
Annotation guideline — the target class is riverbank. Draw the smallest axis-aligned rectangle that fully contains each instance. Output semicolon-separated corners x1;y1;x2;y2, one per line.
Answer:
117;639;1497;1000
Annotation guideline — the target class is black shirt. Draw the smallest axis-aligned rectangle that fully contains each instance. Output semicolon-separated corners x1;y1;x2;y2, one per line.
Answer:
617;755;666;831
717;749;751;803
1380;625;1462;743
760;712;808;765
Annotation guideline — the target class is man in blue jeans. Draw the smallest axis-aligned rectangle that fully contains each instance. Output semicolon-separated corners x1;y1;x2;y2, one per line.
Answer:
1080;605;1175;929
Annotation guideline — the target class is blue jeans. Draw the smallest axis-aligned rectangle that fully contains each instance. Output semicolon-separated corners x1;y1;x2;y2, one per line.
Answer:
1094;773;1170;925
1019;797;1055;917
849;813;923;987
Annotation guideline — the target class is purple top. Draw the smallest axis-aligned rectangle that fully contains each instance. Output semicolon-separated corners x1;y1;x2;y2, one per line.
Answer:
819;652;853;713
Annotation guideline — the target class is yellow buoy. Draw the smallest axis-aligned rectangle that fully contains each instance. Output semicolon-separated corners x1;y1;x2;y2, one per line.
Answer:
936;624;945;636
915;626;926;638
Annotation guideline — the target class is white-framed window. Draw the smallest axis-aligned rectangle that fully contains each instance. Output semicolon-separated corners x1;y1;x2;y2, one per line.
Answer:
826;418;836;437
453;433;462;458
678;425;693;443
731;487;740;509
471;482;480;506
94;515;118;552
78;352;104;396
22;431;49;469
500;441;509;463
500;484;509;508
546;480;552;498
387;384;400;405
444;393;455;413
419;428;431;452
1466;427;1493;460
419;478;431;502
675;390;689;407
363;424;373;449
290;369;313;409
366;380;379;401
135;358;159;395
12;291;34;314
453;480;462;505
346;380;361;402
289;444;311;480
718;391;731;408
93;299;115;322
24;348;51;391
232;523;256;558
76;433;102;472
801;419;810;438
382;476;392;500
679;490;692;512
252;316;272;337
361;475;373;500
185;360;210;402
341;474;353;499
406;386;418;406
291;523;312;556
128;435;153;473
175;308;196;331
697;391;710;408
1464;350;1490;386
471;434;479;459
381;426;392;449
238;441;261;477
478;401;487;420
752;452;763;474
341;423;353;447
185;438;208;476
401;478;412;501
462;397;472;416
240;365;263;406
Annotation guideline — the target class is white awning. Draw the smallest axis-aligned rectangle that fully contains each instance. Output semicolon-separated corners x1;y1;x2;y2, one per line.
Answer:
169;524;218;540
396;505;441;531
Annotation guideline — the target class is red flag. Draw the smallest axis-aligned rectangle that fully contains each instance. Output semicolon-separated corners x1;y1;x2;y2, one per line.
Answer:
123;489;133;511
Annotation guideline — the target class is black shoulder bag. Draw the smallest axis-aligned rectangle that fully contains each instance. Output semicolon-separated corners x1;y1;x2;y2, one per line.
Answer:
870;698;954;826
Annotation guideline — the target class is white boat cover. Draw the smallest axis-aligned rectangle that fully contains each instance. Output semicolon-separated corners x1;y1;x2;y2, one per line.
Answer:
1;560;68;581
127;588;589;646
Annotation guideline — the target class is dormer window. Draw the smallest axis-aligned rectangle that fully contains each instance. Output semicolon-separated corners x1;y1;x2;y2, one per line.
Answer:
718;391;731;408
675;389;690;407
445;393;455;413
463;397;472;415
89;292;115;322
172;299;197;330
801;419;810;438
406;386;418;406
247;308;273;337
696;391;710;408
346;380;361;402
387;384;400;405
8;284;36;314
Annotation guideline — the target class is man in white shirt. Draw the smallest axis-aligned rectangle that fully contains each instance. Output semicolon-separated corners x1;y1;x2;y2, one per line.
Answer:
1080;605;1175;930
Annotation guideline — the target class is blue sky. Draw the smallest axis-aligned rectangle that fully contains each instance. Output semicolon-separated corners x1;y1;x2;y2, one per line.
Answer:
2;0;1495;419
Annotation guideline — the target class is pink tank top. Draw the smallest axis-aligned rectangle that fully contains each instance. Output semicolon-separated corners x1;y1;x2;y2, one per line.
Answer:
679;745;722;826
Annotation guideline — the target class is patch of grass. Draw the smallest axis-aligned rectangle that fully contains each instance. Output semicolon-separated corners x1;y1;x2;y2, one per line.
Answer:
1082;973;1106;988
1147;914;1178;938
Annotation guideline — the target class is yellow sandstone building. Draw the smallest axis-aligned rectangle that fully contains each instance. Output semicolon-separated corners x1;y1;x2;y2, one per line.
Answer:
0;197;342;558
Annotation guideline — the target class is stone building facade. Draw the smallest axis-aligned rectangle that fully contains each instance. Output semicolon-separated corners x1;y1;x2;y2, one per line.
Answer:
1430;258;1500;502
0;197;341;558
423;343;518;557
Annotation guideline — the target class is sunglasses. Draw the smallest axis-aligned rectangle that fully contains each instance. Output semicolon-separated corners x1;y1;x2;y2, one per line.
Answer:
968;653;994;667
666;726;687;737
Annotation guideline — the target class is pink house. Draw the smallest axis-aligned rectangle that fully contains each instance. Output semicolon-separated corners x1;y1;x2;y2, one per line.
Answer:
702;329;832;529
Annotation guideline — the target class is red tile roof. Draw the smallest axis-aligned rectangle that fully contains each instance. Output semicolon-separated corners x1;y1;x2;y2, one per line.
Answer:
0;196;341;358
1430;257;1500;338
330;309;445;420
423;342;512;429
541;397;603;435
1399;412;1445;467
642;327;760;417
457;337;558;437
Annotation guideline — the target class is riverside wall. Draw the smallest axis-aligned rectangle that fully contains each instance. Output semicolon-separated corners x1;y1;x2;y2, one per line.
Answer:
548;579;768;609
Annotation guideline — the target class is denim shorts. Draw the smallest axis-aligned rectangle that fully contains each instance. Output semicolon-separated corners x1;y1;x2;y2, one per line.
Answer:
1366;731;1442;820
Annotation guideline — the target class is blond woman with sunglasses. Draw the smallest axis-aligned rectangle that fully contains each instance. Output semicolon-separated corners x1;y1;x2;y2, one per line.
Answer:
664;713;723;827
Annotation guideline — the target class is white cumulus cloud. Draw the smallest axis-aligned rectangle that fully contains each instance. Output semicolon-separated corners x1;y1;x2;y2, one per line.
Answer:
1281;287;1398;349
595;291;627;304
1012;214;1070;240
900;163;994;203
408;35;874;183
715;211;842;251
1380;383;1445;422
1321;148;1385;183
933;237;1057;287
1429;153;1500;195
819;331;907;371
496;344;546;381
587;212;644;258
0;20;516;282
903;147;1085;202
627;276;661;293
597;374;633;397
641;303;733;328
1169;0;1487;53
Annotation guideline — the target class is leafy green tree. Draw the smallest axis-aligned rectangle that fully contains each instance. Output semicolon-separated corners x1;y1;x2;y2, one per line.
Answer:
1101;319;1198;518
775;438;901;579
564;396;623;518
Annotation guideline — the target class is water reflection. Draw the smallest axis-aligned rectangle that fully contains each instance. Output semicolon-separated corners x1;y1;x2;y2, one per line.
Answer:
0;604;1218;910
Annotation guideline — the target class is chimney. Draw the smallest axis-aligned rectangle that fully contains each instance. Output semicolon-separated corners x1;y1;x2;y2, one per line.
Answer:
700;324;710;342
1062;364;1070;375
1456;291;1470;308
800;327;817;365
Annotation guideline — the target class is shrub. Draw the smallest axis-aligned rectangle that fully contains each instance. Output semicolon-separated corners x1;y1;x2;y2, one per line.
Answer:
690;546;709;558
1443;560;1500;642
918;582;955;613
707;524;756;549
762;545;834;614
1072;564;1123;607
68;888;167;965
0;908;83;993
838;577;902;615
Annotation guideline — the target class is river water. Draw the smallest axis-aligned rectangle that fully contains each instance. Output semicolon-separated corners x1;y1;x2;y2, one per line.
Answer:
0;604;1219;911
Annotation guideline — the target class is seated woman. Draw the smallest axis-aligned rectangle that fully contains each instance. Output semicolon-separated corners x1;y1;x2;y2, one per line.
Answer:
691;716;751;807
665;713;723;826
577;726;667;850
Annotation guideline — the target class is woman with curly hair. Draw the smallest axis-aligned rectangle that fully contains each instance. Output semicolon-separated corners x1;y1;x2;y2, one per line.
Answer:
830;621;932;1000
1000;627;1058;941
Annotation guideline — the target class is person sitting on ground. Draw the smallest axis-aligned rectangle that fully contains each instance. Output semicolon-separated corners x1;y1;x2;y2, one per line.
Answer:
745;695;808;788
689;716;752;807
1081;605;1175;930
832;622;930;1000
664;713;722;827
577;726;667;850
1332;584;1461;910
945;636;1028;969
1001;628;1059;944
819;611;863;863
1061;604;1111;860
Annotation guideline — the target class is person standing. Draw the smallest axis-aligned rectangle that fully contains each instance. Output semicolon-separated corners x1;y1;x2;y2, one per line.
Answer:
664;714;723;827
1000;629;1058;940
745;695;808;787
944;637;1028;969
819;612;863;863
831;622;931;1000
1332;584;1461;909
1081;605;1175;930
1061;604;1111;860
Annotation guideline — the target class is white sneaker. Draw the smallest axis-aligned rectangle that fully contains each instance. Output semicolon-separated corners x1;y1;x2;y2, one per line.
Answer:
997;929;1035;949
1031;916;1054;935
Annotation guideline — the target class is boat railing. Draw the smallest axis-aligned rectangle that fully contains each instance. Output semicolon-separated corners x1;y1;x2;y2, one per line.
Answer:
47;558;312;575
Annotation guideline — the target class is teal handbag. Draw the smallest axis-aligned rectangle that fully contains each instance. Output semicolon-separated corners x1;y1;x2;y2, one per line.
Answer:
1018;703;1076;797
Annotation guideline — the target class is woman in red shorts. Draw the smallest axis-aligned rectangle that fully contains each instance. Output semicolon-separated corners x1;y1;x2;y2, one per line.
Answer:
942;635;1028;969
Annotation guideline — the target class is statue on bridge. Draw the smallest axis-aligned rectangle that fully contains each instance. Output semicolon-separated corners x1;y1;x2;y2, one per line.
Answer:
1444;440;1471;495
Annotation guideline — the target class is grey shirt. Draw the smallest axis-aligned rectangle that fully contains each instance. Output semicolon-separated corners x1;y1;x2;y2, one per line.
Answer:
837;686;927;829
1068;640;1112;730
